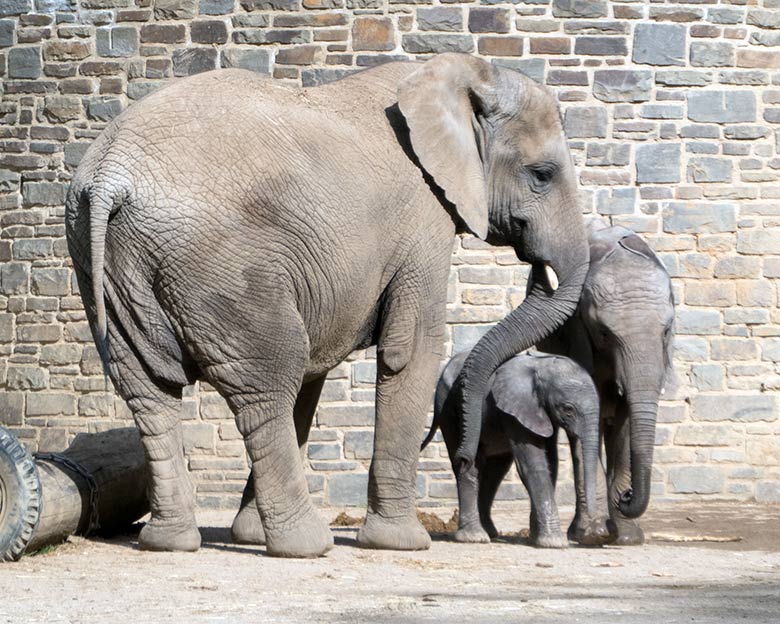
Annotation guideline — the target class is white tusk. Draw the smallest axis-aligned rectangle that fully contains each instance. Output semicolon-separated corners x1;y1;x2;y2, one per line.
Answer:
544;263;559;291
660;387;666;396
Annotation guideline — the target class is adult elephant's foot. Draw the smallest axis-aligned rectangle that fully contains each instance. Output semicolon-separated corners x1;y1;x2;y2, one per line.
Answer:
568;515;615;546
531;530;568;549
265;509;333;558
613;519;645;546
231;505;266;545
356;511;432;551
454;522;491;544
139;517;201;552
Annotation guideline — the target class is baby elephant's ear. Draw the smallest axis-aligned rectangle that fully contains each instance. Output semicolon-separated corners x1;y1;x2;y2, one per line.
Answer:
490;359;554;438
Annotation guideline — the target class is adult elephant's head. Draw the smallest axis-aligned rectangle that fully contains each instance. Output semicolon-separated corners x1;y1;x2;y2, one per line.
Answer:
397;54;589;471
582;227;675;519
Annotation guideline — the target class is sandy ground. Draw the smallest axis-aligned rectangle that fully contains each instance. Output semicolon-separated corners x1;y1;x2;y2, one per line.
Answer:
2;501;779;624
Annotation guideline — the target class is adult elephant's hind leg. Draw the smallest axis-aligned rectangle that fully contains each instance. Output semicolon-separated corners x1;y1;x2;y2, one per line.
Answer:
356;345;441;551
106;326;200;552
231;375;326;546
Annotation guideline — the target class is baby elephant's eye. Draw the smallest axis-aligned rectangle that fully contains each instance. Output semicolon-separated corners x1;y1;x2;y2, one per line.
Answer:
560;403;576;418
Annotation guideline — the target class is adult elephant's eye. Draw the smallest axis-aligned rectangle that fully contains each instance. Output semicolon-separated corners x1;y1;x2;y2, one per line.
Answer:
528;162;556;191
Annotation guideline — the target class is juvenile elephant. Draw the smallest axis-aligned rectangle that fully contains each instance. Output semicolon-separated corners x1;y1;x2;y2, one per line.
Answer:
65;53;589;558
538;225;674;544
424;351;611;548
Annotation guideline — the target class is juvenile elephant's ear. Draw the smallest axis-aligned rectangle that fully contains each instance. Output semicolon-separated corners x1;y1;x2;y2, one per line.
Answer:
490;358;554;438
397;54;498;240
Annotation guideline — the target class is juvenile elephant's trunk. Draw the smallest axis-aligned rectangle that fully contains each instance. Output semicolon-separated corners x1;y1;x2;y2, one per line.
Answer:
580;419;601;519
454;260;588;470
617;387;659;518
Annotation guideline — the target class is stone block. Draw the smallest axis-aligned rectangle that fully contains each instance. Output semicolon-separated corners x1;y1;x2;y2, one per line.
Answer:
317;404;374;427
351;361;376;386
87;97;123;122
8;47;42;79
640;104;683;120
756;482;780;503
469;8;510;34
22;181;67;206
13;239;52;260
183;423;216;452
140;24;186;44
747;439;780;467
478;36;523;57
327;473;367;506
669;466;724;494
763;338;780;363
173;48;218;77
0;0;32;17
200;0;234;13
451;325;490;352
301;68;357;87
692;394;778;422
586;143;630;167
0;20;13;47
688;91;757;124
221;49;271;74
153;0;197;20
43;95;81;122
0;262;29;294
191;20;229;45
417;7;462;33
6;366;48;390
636;144;681;184
40;344;83;366
200;393;233;420
593;70;652;102
96;26;138;58
276;45;323;66
552;0;607;19
0;392;27;429
633;24;685;66
563;106;607;139
0;313;13;343
240;0;297;9
674;424;733;447
402;34;473;54
308;443;340;460
747;9;780;30
38;429;68;453
676;309;720;336
574;36;626;56
690;42;734;68
352;17;395;51
690;364;724;391
663;202;736;235
684;282;735;307
688;158;733;183
595;187;635;215
343;431;373;460
737;230;780;255
27;394;77;416
31;268;70;296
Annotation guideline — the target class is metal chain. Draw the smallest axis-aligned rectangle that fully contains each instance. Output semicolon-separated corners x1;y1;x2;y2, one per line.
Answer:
35;452;101;536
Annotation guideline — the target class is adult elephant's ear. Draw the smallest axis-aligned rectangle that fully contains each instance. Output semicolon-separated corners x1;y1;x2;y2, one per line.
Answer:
490;358;554;438
397;53;498;240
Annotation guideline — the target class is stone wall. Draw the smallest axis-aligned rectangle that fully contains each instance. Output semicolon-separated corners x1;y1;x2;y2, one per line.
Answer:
1;0;779;511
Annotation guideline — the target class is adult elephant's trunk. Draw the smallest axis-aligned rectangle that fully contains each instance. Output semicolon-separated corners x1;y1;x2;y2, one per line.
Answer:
454;259;589;470
617;386;660;518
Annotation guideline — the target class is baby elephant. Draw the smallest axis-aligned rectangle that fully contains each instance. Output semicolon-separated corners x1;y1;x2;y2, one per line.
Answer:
424;351;612;548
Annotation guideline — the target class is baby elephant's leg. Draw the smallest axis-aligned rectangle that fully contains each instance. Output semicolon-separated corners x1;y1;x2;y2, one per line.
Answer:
454;458;491;543
509;438;567;549
477;455;513;539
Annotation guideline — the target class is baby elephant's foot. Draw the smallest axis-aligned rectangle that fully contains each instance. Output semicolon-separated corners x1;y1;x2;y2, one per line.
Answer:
454;522;491;544
139;517;201;552
613;520;645;546
231;505;266;545
265;509;333;558
531;530;569;549
568;515;616;546
357;511;432;551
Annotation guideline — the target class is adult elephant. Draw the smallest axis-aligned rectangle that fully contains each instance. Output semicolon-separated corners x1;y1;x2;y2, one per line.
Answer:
537;225;675;544
65;53;589;558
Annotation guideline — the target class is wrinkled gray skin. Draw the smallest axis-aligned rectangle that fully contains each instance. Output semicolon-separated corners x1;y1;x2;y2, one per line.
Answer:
538;225;674;545
424;351;611;548
65;53;588;558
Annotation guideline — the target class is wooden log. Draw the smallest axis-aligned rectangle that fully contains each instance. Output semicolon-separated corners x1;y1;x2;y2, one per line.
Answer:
0;426;149;561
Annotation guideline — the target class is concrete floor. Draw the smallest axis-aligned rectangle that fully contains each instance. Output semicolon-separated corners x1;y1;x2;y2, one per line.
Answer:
1;501;779;623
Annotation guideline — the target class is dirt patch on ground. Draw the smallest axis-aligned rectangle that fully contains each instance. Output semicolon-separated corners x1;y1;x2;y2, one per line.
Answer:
2;502;779;623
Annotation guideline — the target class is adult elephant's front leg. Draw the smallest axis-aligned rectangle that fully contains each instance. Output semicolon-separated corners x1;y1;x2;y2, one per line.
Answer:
604;408;645;546
356;344;441;551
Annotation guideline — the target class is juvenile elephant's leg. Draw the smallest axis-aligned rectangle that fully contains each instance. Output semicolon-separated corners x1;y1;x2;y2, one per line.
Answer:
510;438;567;549
605;412;644;546
477;455;512;539
231;376;326;546
452;457;490;543
356;349;440;551
106;327;200;552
